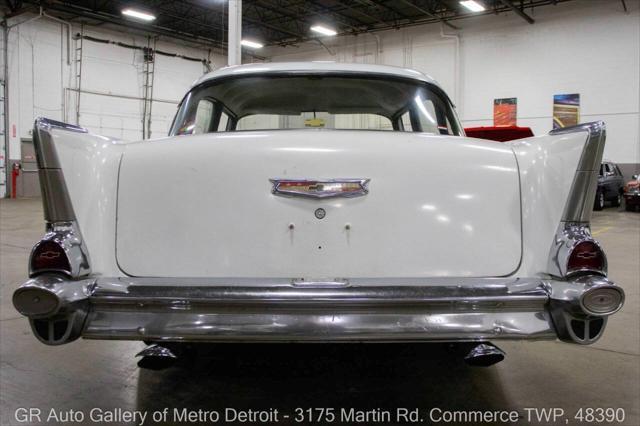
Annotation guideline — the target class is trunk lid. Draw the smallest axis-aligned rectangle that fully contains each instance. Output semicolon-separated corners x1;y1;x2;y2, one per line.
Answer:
116;130;521;278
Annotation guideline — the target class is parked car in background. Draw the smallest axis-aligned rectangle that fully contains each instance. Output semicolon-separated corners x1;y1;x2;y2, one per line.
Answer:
12;63;624;369
623;174;640;212
464;125;534;142
594;161;625;210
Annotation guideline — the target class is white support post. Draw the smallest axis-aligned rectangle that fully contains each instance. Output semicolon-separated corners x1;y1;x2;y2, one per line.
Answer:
228;0;242;66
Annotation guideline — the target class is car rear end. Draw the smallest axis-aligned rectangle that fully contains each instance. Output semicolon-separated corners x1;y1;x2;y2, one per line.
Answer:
12;66;624;358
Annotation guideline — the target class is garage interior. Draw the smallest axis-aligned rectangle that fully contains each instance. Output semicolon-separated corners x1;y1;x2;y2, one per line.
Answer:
1;0;639;424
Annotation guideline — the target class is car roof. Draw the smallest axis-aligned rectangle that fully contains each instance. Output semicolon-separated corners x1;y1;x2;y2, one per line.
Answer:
193;62;442;88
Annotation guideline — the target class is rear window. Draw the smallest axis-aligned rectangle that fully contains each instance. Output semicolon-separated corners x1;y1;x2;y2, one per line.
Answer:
171;74;461;136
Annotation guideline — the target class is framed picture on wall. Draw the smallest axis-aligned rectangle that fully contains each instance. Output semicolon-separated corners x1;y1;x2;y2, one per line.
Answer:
493;98;517;126
553;93;580;129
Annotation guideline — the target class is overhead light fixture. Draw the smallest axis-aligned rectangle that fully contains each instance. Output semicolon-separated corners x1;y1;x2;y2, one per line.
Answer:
459;0;486;12
241;39;264;49
310;25;337;36
122;8;156;21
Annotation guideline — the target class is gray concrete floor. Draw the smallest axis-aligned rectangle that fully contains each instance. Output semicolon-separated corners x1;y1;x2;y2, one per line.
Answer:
1;198;638;426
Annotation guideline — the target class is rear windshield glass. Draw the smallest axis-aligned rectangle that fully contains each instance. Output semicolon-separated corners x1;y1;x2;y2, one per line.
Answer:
170;74;462;136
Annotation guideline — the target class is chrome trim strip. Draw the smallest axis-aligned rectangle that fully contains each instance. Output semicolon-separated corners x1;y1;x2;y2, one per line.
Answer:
550;121;606;223
89;283;549;312
38;169;75;222
270;178;370;199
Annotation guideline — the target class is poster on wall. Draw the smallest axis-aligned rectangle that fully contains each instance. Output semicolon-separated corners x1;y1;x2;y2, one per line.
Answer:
553;93;580;129
493;98;517;126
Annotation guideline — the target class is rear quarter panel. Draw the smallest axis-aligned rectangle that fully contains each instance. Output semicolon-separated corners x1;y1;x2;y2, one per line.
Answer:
510;130;590;277
52;129;125;276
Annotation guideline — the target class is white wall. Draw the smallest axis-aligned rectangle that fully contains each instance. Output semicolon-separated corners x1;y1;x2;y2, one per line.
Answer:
2;0;638;197
3;14;226;159
265;0;640;165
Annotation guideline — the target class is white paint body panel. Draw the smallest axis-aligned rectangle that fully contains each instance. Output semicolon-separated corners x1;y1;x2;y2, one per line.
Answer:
115;131;522;278
509;130;591;277
50;129;125;276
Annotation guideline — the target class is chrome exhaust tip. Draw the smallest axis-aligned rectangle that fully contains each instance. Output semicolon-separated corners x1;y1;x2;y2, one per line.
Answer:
136;344;178;370
464;343;505;367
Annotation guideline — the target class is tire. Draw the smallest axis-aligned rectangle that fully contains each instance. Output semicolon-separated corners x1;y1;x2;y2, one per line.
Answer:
612;192;622;207
594;191;605;211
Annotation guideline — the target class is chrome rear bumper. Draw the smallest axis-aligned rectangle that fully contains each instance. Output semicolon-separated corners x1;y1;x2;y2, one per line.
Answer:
13;275;623;345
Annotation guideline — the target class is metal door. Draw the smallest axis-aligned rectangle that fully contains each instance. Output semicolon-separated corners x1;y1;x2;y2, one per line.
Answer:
19;138;40;197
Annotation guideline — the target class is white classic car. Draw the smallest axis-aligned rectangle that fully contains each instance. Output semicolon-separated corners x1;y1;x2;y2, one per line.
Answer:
13;62;624;368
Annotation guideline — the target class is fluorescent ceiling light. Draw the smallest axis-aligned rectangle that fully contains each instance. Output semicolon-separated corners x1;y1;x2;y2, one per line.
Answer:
122;8;156;21
310;25;337;36
459;1;486;12
241;39;264;49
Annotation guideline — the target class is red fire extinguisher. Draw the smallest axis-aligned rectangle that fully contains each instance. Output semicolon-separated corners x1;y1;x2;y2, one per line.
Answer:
11;162;20;199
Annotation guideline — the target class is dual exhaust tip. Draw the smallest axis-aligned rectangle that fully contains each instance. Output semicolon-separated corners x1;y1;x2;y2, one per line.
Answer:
464;343;505;367
136;344;179;370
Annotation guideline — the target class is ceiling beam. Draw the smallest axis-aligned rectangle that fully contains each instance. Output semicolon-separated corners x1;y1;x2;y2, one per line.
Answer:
498;0;535;24
333;2;387;27
397;0;459;29
181;0;306;39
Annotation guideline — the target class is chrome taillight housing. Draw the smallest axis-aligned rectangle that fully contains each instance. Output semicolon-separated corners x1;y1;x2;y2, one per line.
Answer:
548;223;607;278
30;239;71;276
566;239;607;276
28;223;90;278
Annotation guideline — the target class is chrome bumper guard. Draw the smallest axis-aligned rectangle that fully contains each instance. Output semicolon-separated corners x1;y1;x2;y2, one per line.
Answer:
13;276;623;345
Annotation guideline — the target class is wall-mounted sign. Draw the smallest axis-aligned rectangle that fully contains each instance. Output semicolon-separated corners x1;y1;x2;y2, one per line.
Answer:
493;98;517;126
553;93;580;129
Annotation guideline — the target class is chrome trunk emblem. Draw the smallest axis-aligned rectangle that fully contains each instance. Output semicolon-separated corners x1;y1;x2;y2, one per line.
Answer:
270;179;370;199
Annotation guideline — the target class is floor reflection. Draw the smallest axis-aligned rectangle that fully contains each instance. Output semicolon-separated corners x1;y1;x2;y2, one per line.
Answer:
136;343;513;425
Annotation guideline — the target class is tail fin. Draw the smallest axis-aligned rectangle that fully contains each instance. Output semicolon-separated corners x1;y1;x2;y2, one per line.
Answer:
510;121;607;277
546;122;607;279
31;117;126;278
33;117;87;224
549;121;606;224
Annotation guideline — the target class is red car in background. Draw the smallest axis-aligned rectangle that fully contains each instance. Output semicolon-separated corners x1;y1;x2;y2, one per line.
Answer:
624;174;640;211
464;125;534;142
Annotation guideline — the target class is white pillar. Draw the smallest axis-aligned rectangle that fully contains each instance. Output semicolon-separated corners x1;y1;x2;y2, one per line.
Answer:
228;0;242;66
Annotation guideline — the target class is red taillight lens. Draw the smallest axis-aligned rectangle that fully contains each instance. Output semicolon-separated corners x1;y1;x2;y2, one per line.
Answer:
30;240;70;275
567;241;605;275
